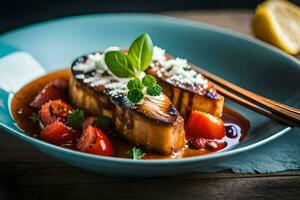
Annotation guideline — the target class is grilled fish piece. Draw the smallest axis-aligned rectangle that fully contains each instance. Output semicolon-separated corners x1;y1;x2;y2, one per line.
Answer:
147;47;224;119
69;54;185;155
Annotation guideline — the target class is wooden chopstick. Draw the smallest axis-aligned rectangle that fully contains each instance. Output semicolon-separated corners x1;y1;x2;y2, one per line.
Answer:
214;84;298;127
190;64;300;127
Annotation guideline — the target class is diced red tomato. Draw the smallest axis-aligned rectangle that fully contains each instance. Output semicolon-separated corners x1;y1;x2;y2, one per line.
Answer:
41;120;76;145
77;125;114;156
186;111;225;141
30;79;68;109
39;100;73;127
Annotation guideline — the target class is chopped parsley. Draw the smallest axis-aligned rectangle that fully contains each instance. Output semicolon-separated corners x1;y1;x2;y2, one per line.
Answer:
127;78;144;91
183;65;191;71
166;65;173;72
146;84;162;96
67;109;85;128
128;89;144;103
92;116;110;127
29;112;39;123
142;74;156;87
126;75;162;103
126;147;145;160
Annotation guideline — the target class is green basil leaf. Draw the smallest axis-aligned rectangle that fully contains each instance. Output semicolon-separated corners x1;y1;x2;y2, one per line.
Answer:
105;51;136;78
127;33;153;72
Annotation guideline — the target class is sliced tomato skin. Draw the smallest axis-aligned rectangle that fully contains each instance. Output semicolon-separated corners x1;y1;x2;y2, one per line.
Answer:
82;116;112;135
77;125;114;157
186;111;225;141
41;120;76;145
30;79;68;109
39;100;73;127
82;117;97;131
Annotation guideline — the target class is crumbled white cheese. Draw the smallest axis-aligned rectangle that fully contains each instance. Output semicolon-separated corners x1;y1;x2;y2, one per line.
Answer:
152;46;208;89
88;52;102;63
74;47;121;74
75;74;85;79
81;70;128;96
105;78;129;90
73;63;95;73
83;77;97;83
75;47;131;98
90;79;111;87
161;58;190;76
152;46;166;63
95;47;121;73
95;54;107;71
104;46;121;53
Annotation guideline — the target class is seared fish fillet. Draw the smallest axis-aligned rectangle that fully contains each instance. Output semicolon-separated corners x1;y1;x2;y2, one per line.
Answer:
69;54;185;155
147;48;224;119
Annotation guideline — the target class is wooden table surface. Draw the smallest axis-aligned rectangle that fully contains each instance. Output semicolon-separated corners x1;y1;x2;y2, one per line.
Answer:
1;10;300;200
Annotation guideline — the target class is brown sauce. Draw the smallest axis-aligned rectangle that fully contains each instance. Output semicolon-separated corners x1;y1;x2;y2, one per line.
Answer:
11;69;250;160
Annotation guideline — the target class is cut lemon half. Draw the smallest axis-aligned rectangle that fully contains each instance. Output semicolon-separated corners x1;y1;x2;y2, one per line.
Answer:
252;0;300;55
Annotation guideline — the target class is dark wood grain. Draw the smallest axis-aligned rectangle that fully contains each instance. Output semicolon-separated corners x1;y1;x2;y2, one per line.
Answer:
1;10;300;200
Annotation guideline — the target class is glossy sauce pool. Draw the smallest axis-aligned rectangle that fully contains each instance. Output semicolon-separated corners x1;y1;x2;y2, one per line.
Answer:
11;69;250;159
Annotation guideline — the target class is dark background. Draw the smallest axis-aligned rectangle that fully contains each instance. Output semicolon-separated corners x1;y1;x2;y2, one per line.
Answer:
0;0;299;33
0;0;261;33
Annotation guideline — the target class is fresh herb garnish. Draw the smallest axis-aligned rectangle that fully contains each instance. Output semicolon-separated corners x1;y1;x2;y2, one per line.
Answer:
29;112;39;123
104;33;163;104
166;66;173;72
126;147;145;160
127;33;153;72
142;74;156;87
127;89;144;103
127;78;144;91
92;116;110;127
104;51;136;78
67;109;85;128
146;84;162;96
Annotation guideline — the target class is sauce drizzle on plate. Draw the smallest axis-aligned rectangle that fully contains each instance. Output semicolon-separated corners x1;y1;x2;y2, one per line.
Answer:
11;69;250;159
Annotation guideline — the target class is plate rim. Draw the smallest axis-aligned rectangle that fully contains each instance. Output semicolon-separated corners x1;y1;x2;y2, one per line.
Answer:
0;13;297;165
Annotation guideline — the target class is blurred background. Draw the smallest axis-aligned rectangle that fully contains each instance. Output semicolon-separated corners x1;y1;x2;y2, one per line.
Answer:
0;0;299;33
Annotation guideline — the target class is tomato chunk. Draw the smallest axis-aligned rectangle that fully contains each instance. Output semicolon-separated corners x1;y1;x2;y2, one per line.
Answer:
39;100;73;127
186;111;225;141
82;116;111;134
82;117;97;131
77;125;114;156
41;120;76;145
30;79;68;109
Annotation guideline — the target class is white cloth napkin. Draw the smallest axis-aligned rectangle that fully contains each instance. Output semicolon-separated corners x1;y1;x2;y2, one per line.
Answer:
0;51;45;93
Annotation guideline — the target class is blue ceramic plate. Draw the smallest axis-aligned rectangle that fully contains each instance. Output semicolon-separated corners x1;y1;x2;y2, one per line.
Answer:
0;14;299;177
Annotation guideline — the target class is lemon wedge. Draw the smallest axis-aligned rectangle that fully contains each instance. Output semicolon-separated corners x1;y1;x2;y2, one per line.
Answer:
252;0;300;55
